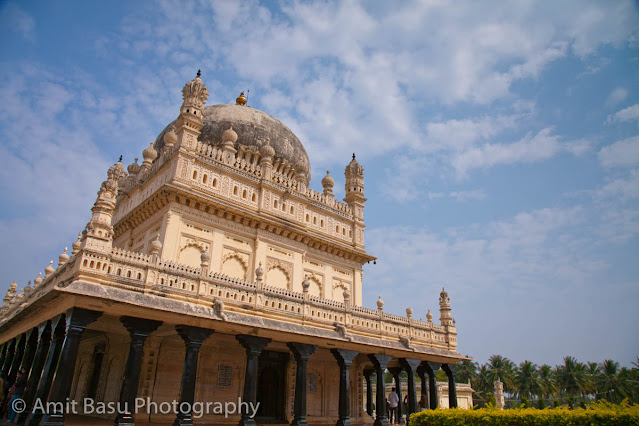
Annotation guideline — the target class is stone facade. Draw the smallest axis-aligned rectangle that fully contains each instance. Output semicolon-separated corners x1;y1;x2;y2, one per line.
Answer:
0;72;467;426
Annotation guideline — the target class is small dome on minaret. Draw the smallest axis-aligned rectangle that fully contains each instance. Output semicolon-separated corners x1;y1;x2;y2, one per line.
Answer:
222;124;238;143
58;247;69;266
163;126;178;149
127;158;140;175
44;260;55;277
260;138;275;158
142;142;158;164
376;294;384;310
322;170;335;197
34;272;43;286
236;92;247;106
72;232;82;255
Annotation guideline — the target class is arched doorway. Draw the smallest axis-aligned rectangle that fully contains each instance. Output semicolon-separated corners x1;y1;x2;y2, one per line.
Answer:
256;350;289;423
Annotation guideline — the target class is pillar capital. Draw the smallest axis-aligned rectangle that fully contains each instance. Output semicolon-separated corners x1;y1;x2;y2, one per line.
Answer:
331;348;358;367
236;335;271;357
287;342;317;362
175;324;214;348
121;316;163;338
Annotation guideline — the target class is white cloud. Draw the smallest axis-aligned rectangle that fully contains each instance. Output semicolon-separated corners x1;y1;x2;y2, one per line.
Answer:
606;103;639;124
0;4;35;42
606;87;628;107
598;136;639;168
449;190;487;202
595;169;639;200
452;128;589;179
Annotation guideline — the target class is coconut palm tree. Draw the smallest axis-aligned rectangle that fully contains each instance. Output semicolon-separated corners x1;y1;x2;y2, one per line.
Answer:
598;359;628;403
555;356;587;407
538;364;557;406
487;355;516;394
456;358;479;388
585;361;601;397
515;360;542;400
476;364;493;397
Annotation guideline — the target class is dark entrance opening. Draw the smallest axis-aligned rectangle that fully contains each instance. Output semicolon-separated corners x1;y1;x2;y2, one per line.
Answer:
86;344;105;400
256;350;289;424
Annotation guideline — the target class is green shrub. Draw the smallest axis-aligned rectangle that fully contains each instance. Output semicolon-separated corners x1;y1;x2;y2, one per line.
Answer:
408;399;639;426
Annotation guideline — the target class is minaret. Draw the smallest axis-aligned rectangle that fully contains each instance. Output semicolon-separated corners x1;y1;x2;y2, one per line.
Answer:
174;70;209;151
344;153;366;248
439;287;453;326
82;159;127;253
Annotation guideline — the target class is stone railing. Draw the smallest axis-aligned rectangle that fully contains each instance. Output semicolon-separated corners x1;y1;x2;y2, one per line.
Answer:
0;246;456;351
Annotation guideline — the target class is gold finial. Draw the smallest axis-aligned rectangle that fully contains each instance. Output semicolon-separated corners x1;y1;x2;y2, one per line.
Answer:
236;92;247;106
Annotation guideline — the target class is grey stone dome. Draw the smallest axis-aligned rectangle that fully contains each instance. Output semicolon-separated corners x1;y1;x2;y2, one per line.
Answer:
155;104;311;182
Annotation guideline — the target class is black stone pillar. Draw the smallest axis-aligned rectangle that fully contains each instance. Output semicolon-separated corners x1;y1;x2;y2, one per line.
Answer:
399;359;421;418
363;369;374;417
441;364;458;408
287;343;317;426
1;338;16;391
331;349;358;426
115;317;163;425
236;335;271;426
388;368;403;424
8;332;26;386
172;325;214;426
20;328;39;375
416;364;428;410
17;321;52;426
27;315;65;426
368;354;392;426
422;362;441;410
41;308;102;426
0;341;8;370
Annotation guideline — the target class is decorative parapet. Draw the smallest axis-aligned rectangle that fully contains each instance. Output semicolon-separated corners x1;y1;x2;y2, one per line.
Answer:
0;246;456;351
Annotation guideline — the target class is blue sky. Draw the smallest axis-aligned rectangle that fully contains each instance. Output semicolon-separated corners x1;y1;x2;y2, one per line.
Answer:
1;0;638;368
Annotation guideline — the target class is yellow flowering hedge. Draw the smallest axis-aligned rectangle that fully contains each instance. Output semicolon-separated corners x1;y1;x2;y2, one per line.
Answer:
409;401;639;426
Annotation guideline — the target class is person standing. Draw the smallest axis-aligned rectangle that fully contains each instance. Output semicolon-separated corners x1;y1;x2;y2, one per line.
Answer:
388;387;399;425
7;369;27;422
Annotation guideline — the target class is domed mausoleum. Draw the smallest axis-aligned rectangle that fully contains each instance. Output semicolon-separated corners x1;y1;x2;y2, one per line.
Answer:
0;72;468;426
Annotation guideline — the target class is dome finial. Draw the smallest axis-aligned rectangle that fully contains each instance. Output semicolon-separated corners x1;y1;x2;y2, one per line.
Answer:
236;92;247;106
119;155;123;163
352;153;356;160
196;69;201;78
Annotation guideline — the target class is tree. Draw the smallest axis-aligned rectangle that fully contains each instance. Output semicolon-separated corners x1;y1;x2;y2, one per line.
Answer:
476;364;493;397
539;364;557;405
515;360;542;400
486;355;516;393
456;358;479;388
598;359;628;403
555;356;587;407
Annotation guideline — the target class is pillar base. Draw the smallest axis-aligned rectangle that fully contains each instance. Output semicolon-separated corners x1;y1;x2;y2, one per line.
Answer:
374;418;391;426
336;419;353;426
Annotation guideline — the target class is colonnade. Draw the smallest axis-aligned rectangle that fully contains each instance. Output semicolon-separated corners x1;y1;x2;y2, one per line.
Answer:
0;307;457;426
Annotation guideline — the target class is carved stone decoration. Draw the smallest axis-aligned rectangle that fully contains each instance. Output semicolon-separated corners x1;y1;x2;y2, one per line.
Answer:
265;257;293;289
179;238;207;254
212;298;228;321
221;251;249;280
399;334;415;351
334;322;353;341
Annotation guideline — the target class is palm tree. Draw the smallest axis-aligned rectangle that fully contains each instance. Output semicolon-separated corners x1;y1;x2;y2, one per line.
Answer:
456;358;479;388
515;360;542;400
487;355;516;394
476;364;493;397
538;364;557;406
585;362;601;398
598;359;628;403
555;356;587;407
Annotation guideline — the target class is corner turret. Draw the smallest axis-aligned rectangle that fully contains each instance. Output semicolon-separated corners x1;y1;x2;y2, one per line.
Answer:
175;70;209;151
